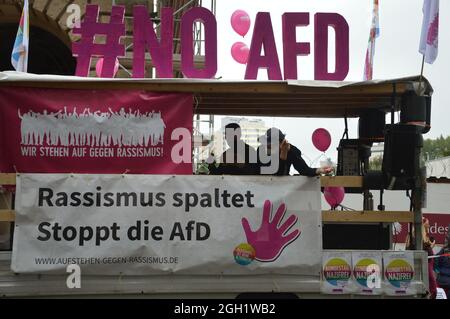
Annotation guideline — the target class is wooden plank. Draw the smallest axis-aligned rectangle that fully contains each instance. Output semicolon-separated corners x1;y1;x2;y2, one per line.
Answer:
0;80;411;118
0;210;415;223
196;108;364;118
322;211;414;223
117;53;205;69
0;80;410;96
197;101;389;107
200;92;394;98
0;210;15;222
320;176;363;188
0;173;16;185
1;175;363;187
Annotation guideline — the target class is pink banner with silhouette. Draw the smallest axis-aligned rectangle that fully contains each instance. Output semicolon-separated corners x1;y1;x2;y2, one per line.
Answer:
0;87;193;174
394;213;450;246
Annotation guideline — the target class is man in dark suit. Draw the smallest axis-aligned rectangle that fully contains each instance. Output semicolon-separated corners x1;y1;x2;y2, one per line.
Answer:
258;127;333;176
210;123;258;175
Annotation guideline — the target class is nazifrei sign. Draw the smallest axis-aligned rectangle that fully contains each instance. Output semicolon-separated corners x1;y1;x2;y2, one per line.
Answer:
72;5;349;81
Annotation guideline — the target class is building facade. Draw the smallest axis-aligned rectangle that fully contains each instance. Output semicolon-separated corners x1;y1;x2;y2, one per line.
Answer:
220;117;268;150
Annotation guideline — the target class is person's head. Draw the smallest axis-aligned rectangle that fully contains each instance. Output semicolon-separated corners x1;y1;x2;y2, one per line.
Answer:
422;217;432;246
260;127;286;155
423;217;430;232
224;123;241;146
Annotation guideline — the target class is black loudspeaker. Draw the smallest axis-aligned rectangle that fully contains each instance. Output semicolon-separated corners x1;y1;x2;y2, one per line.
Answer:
382;124;423;189
337;139;361;176
401;93;432;134
359;109;386;139
424;96;432;134
337;139;371;176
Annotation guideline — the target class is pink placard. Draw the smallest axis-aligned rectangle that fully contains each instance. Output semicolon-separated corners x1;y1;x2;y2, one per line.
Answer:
0;88;193;174
314;13;349;81
282;13;310;80
245;12;282;80
72;5;126;78
133;6;174;78
181;7;217;79
72;5;352;81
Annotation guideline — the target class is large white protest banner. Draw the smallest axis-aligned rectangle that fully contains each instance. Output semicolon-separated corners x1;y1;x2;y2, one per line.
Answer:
12;174;322;275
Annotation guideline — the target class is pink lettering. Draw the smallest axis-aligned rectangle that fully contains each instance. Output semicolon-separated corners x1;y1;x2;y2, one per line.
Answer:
282;13;310;80
181;7;217;78
314;13;349;80
133;6;174;78
245;12;282;80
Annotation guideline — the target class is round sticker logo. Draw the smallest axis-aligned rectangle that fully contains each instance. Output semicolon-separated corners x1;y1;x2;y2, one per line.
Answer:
354;258;378;287
323;258;351;287
234;243;256;265
385;259;414;288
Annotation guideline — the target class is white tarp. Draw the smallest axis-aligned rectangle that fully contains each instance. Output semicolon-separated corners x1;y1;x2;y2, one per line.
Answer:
11;174;322;275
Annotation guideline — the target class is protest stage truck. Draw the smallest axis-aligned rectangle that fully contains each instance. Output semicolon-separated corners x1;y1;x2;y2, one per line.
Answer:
0;72;433;298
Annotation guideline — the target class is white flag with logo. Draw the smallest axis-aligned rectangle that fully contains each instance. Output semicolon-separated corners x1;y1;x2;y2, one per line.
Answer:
419;0;439;64
11;0;29;72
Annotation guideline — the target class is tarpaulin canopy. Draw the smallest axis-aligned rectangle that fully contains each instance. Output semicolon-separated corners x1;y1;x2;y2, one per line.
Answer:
0;71;433;118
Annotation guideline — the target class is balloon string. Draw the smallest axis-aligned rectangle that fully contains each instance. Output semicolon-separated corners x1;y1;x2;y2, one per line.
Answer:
311;152;327;166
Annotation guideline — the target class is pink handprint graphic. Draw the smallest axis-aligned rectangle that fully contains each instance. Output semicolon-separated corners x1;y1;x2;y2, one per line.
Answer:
241;200;301;262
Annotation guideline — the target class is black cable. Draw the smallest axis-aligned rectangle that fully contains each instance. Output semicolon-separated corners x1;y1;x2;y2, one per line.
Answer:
341;116;349;140
391;83;396;124
339;204;357;211
407;189;415;250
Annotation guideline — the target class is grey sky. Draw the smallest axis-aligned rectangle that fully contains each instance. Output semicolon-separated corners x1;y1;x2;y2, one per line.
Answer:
211;0;449;164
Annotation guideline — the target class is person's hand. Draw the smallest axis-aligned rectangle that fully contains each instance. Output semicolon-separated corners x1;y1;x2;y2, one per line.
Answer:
279;139;291;160
316;166;334;175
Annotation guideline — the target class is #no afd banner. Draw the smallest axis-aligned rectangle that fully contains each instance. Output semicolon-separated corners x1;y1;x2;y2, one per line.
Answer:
0;87;193;174
12;174;322;275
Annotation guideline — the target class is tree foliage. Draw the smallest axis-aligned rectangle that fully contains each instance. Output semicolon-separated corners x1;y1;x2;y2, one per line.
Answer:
422;135;450;160
369;155;383;171
368;135;450;170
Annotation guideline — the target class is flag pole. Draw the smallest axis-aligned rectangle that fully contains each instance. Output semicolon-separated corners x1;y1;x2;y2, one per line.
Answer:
418;55;425;95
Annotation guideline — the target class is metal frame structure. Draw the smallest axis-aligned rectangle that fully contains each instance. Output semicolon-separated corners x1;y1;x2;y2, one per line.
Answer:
0;72;432;297
0;73;433;249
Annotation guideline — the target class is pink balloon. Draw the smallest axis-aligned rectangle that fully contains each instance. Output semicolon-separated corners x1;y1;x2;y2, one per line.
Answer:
231;42;250;64
312;128;331;152
231;10;251;37
95;58;120;78
323;187;345;209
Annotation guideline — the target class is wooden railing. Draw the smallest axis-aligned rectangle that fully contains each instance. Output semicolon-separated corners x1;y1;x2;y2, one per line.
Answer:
0;174;414;223
0;173;16;185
